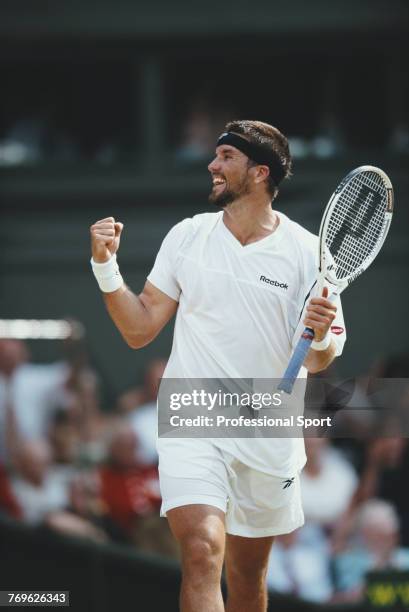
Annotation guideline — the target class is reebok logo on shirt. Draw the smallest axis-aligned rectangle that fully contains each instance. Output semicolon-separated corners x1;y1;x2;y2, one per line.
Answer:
260;275;288;290
282;478;295;489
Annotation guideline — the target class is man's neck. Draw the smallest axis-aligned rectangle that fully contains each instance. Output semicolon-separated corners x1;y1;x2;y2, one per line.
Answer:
222;194;279;246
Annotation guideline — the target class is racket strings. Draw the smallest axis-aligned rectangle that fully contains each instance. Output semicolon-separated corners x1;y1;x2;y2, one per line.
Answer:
325;172;388;280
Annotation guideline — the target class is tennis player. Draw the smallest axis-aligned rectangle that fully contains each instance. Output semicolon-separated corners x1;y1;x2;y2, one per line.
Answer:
90;120;346;612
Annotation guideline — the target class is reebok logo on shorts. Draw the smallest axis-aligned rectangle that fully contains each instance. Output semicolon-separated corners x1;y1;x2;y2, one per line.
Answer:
260;275;288;290
282;477;295;489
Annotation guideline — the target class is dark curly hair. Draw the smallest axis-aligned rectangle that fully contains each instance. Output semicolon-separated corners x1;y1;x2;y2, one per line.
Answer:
225;119;292;199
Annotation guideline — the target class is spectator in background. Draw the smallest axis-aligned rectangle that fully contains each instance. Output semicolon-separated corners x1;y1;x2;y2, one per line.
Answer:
266;437;358;603
310;110;346;159
98;421;177;557
330;353;409;553
0;113;78;166
372;438;409;547
333;437;409;552
174;99;234;163
0;116;47;165
0;463;21;519
175;104;216;162
48;409;79;467
99;421;160;535
370;353;409;546
117;358;166;414
301;437;358;528
46;470;125;544
118;358;167;465
333;499;409;601
10;439;71;525
61;331;106;464
0;332;105;468
267;529;333;603
0;339;69;463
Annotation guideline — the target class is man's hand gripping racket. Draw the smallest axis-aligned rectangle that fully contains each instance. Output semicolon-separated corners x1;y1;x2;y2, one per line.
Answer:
278;165;394;394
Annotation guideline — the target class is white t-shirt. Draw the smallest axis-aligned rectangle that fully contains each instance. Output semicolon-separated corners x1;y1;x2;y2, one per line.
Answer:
11;467;71;525
128;401;158;465
148;211;346;477
0;363;68;462
301;447;358;525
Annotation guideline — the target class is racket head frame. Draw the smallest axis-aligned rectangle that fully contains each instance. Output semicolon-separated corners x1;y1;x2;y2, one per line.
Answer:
317;165;393;294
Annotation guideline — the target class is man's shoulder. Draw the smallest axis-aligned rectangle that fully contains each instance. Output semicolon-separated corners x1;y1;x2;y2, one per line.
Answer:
171;210;221;227
183;211;222;229
169;211;221;240
279;211;318;253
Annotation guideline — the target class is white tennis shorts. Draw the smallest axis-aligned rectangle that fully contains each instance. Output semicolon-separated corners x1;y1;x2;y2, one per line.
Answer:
158;439;304;538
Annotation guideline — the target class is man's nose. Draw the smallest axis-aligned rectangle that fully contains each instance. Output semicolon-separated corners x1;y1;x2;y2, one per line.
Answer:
208;157;220;173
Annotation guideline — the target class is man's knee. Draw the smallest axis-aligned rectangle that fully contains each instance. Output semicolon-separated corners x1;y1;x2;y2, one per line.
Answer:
167;505;225;577
181;532;224;577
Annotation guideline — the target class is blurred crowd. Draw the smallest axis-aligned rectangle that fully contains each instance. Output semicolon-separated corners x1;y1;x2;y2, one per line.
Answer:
1;336;409;604
1;101;408;167
0;337;176;557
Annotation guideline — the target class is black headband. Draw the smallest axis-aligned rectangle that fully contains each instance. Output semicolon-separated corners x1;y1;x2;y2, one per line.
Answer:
217;132;286;185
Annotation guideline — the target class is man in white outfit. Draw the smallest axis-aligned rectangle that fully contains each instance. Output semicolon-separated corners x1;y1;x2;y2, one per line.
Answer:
90;120;346;612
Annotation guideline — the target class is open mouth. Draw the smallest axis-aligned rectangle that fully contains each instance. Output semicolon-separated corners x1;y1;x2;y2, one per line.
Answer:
212;176;226;191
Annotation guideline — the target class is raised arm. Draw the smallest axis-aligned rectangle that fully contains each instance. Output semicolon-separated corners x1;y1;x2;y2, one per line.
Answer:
90;217;178;349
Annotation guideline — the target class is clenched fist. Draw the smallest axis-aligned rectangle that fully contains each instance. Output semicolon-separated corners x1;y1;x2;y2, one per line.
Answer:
90;217;123;263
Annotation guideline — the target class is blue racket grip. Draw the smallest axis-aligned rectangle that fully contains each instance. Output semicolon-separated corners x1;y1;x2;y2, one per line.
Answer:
278;327;315;394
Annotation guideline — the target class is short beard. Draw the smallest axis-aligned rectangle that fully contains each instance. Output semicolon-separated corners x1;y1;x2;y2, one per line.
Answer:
208;175;250;209
208;188;237;208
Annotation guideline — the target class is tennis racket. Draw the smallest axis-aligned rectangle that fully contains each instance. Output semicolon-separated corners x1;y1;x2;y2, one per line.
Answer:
278;165;394;394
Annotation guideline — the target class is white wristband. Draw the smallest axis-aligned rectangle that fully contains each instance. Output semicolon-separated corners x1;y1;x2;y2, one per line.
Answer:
91;254;124;293
311;333;331;351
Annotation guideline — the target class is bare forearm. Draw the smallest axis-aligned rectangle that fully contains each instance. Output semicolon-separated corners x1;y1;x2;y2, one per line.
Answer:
90;217;177;348
304;339;337;373
103;285;153;348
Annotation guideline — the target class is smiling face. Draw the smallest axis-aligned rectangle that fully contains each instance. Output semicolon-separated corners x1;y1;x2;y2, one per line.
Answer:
208;144;254;208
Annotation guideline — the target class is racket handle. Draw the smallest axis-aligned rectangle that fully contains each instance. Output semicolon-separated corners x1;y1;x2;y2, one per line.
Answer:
277;327;315;394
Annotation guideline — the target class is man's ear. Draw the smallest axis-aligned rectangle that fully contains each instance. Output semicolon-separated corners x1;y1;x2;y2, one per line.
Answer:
253;165;270;185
